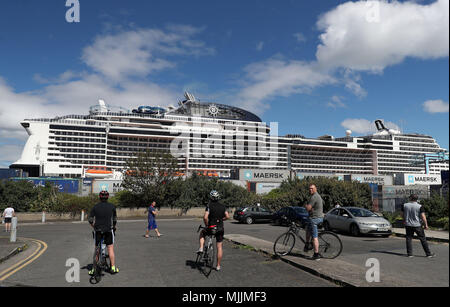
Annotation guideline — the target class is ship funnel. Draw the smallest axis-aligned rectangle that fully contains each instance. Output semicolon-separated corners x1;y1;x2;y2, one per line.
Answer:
375;119;387;131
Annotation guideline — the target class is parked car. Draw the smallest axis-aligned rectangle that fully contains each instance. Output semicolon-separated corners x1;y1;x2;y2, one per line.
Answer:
272;206;309;226
233;206;274;225
323;207;392;237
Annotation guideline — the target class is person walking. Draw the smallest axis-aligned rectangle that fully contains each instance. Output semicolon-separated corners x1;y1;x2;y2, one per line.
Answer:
145;201;162;238
304;184;324;260
2;206;15;232
402;194;435;258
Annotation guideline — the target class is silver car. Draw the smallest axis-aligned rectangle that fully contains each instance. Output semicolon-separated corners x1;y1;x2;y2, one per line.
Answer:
323;207;392;237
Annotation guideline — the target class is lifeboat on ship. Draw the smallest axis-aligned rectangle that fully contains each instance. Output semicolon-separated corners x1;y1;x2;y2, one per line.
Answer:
84;166;114;178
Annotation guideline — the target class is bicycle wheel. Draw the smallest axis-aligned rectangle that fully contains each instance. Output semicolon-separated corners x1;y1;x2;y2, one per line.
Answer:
318;231;343;259
203;240;215;276
92;246;102;283
273;232;296;256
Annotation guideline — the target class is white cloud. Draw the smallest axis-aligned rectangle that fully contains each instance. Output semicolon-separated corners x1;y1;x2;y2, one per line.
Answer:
327;95;347;108
234;0;449;109
423;99;449;113
316;0;449;72
81;26;214;82
341;118;400;134
235;58;336;114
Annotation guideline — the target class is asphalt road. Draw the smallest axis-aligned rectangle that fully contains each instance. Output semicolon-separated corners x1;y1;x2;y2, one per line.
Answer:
226;220;449;287
2;218;448;287
0;219;336;287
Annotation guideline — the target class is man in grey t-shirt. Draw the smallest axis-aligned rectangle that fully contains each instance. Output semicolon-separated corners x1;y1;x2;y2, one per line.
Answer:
304;184;324;260
402;194;434;258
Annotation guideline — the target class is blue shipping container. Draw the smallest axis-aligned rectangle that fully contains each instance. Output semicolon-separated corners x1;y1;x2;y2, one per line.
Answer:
0;169;23;179
11;178;80;194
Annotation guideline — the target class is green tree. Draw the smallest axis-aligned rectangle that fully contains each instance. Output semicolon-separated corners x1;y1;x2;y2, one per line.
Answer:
420;193;449;229
0;180;37;212
121;149;181;207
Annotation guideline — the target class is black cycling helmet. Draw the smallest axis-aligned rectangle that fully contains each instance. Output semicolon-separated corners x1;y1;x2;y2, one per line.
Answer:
209;190;220;201
99;190;109;201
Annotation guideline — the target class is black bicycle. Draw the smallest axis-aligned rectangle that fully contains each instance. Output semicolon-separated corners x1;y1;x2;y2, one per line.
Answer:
90;231;111;284
274;220;343;259
196;225;217;277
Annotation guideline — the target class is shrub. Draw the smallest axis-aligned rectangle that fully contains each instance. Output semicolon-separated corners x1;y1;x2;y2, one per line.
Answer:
435;217;449;231
420;194;449;228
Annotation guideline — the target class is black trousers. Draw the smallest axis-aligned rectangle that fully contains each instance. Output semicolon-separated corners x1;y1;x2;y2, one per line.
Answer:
405;226;431;256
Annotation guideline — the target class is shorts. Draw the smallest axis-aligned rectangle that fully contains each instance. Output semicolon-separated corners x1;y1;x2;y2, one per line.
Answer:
202;229;224;243
94;231;114;246
4;218;12;223
147;219;158;230
306;218;323;239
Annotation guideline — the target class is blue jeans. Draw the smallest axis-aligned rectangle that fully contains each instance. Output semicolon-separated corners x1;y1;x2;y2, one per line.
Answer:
306;218;323;239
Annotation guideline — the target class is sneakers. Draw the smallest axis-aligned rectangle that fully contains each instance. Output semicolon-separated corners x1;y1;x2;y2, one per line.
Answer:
197;248;204;254
426;253;436;258
216;266;221;271
312;253;321;261
110;266;119;274
407;255;414;258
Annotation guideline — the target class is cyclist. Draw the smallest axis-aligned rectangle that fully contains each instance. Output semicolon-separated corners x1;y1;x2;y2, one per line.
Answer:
197;190;229;271
88;190;119;275
304;184;324;260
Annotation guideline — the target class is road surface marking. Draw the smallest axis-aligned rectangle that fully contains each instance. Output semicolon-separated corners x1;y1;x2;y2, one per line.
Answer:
0;238;48;281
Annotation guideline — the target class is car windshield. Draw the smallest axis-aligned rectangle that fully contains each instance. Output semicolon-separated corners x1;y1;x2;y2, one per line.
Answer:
293;207;307;214
347;208;378;217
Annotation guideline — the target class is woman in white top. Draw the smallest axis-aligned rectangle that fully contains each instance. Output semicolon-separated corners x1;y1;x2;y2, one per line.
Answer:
2;207;15;232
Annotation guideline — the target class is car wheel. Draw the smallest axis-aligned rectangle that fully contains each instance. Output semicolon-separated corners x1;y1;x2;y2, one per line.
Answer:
350;224;360;237
246;217;253;225
323;221;331;231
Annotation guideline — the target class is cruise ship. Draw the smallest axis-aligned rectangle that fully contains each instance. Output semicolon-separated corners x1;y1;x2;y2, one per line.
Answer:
10;93;449;178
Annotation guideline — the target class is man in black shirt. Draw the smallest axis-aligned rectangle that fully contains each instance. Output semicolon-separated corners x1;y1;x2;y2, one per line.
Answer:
198;190;229;271
88;190;119;274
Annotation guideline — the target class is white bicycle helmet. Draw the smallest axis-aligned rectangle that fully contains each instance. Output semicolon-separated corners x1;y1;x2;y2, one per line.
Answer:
209;190;220;201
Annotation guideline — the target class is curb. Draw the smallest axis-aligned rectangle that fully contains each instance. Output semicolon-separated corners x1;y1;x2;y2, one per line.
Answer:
225;237;356;287
0;244;29;265
391;232;449;243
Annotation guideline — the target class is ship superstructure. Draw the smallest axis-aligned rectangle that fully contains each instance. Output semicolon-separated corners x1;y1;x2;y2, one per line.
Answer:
11;93;449;178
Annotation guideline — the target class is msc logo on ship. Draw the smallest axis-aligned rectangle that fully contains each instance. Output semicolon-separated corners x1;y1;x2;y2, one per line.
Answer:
244;171;253;180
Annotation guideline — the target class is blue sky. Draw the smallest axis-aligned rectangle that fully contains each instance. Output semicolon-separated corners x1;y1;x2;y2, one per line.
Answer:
0;0;448;168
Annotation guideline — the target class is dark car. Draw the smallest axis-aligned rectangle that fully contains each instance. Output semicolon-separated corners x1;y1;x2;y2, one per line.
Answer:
272;206;309;226
233;206;274;225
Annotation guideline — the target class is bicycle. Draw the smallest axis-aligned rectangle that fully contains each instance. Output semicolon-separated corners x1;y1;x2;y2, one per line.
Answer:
273;219;343;259
195;225;217;277
90;231;111;284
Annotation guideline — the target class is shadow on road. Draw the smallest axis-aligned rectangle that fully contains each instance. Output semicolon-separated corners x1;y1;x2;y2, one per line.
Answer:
185;259;199;270
185;257;214;278
370;250;414;257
